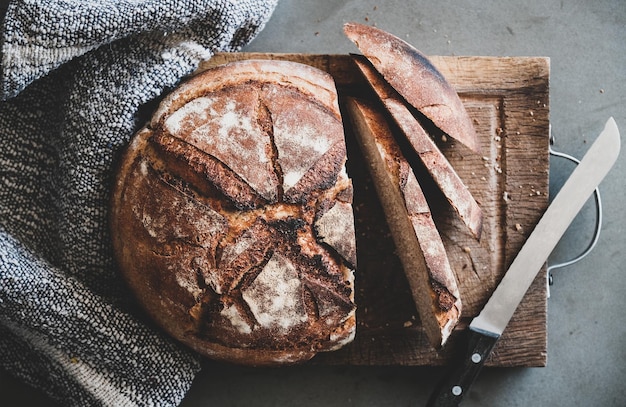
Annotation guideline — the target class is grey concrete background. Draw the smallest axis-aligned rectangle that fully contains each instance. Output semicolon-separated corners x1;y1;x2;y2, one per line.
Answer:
2;0;624;406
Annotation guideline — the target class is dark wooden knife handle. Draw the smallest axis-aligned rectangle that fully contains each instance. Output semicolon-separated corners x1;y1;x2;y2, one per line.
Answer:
426;329;500;407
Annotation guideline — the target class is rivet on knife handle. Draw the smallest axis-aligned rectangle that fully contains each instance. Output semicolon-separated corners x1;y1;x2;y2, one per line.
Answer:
426;329;498;407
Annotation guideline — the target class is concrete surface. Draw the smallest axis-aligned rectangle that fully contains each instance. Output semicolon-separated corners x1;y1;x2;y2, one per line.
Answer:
2;0;624;406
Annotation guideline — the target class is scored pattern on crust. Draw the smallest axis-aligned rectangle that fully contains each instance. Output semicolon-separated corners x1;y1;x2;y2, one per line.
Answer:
163;89;279;202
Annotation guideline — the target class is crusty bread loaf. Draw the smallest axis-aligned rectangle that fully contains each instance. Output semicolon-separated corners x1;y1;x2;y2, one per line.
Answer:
351;54;482;239
345;97;461;348
344;22;480;153
110;59;356;366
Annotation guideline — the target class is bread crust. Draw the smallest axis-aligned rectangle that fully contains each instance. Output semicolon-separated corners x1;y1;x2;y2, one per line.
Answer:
344;22;480;153
345;97;461;348
110;60;356;366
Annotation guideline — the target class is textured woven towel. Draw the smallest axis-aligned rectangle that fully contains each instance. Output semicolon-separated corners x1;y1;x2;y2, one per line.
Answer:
0;1;278;405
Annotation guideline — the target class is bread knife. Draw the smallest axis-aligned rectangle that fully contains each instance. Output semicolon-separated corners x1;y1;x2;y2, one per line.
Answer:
426;117;621;406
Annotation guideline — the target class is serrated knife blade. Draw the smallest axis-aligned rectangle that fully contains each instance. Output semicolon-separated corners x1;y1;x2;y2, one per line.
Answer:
427;117;621;406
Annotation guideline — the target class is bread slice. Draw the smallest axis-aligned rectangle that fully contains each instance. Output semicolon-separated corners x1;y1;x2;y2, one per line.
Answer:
344;22;480;154
352;55;483;239
110;60;356;366
345;97;461;348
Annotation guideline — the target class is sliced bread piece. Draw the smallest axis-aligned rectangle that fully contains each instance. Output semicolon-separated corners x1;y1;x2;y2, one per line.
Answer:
352;55;483;239
344;22;480;153
345;97;461;348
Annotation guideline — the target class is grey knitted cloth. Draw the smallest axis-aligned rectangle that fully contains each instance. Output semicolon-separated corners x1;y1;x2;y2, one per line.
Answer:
0;1;278;405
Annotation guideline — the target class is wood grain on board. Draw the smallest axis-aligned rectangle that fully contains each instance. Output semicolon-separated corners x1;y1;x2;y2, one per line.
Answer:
201;53;550;367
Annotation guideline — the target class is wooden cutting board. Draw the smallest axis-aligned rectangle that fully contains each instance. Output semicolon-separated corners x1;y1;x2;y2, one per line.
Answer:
201;53;550;367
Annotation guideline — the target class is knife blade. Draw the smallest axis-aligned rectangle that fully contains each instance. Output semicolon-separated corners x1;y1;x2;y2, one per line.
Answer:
426;117;621;406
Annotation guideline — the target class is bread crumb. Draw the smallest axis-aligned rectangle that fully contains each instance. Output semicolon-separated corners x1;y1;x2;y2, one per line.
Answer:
515;223;522;231
462;246;471;254
441;134;448;142
403;320;413;328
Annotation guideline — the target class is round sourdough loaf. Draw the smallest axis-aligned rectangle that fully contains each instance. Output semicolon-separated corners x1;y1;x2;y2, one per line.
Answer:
110;60;357;366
